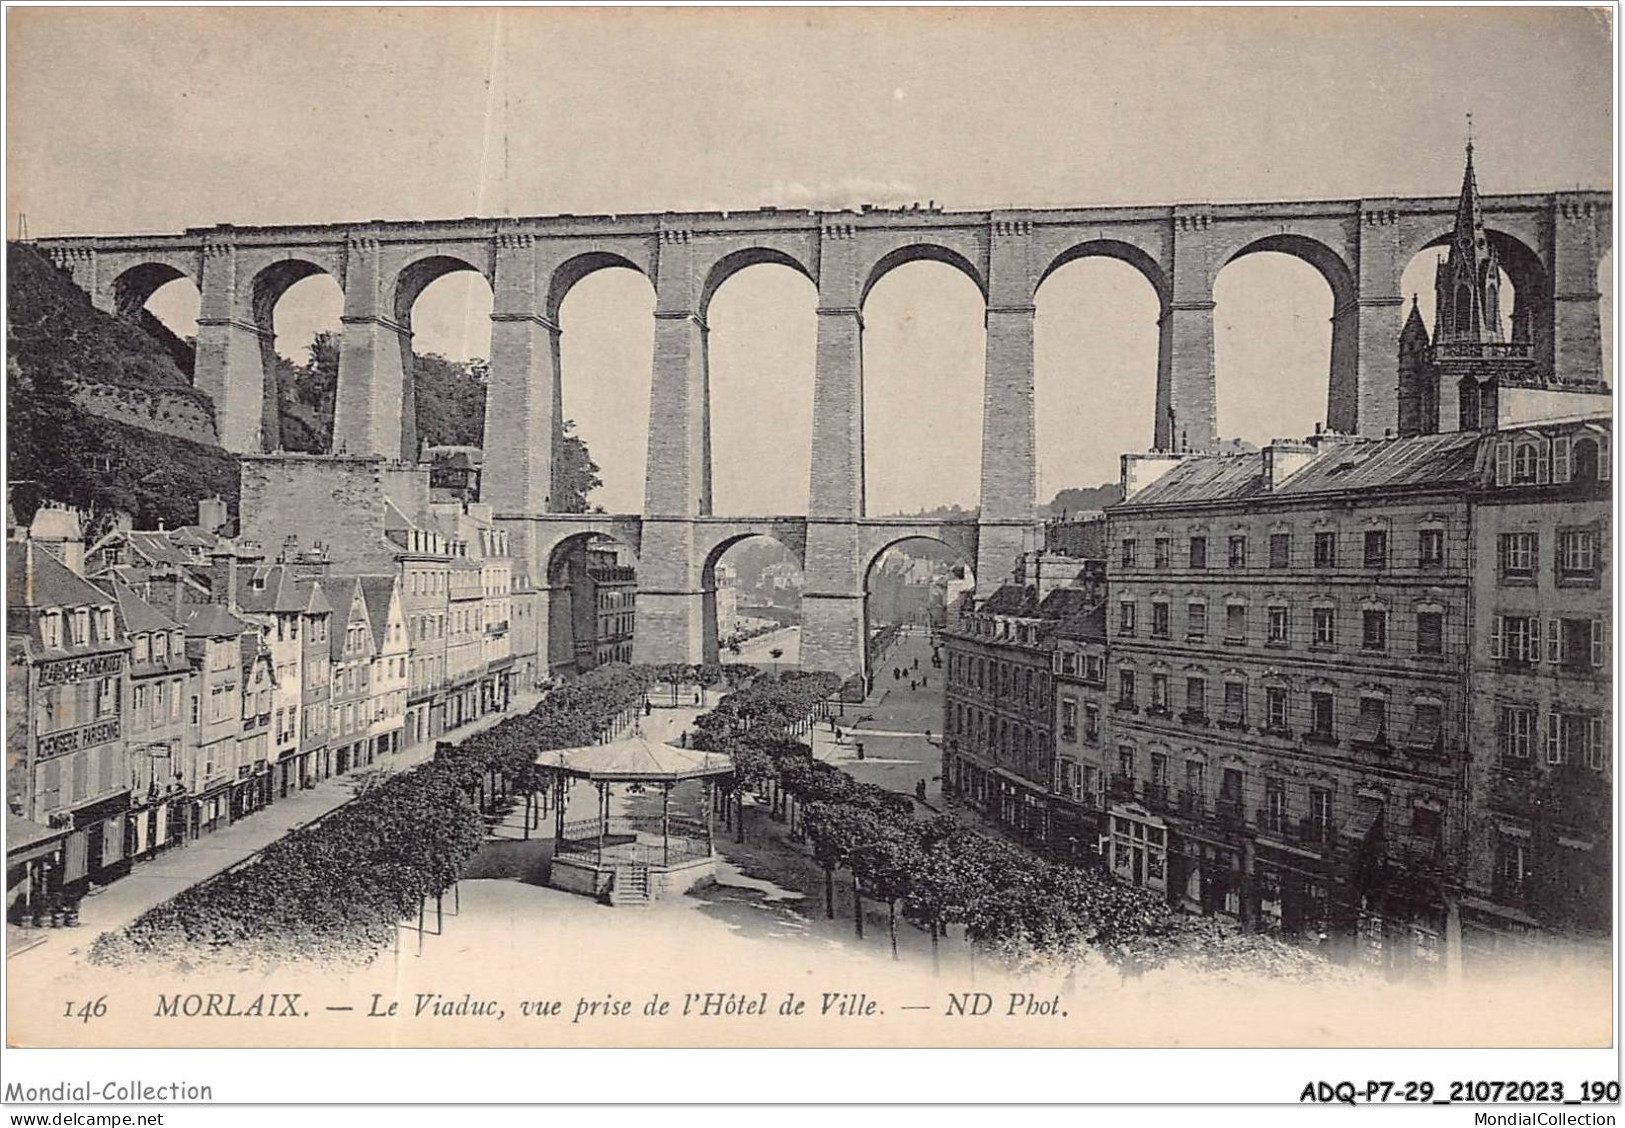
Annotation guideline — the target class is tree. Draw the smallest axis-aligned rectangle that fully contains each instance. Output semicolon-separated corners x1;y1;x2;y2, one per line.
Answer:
553;420;602;512
849;817;924;959
802;801;870;924
902;822;996;974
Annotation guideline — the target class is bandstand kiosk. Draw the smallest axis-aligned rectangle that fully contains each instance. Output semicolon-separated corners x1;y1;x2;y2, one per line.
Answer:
536;732;733;905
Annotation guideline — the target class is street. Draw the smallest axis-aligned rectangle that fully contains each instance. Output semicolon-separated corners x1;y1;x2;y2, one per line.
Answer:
731;623;801;668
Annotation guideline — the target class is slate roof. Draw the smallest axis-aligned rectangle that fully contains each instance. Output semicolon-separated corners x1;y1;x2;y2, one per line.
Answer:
173;602;251;639
100;577;183;635
325;577;368;660
331;574;401;650
8;542;113;611
1274;431;1484;496
1051;601;1107;643
170;526;220;550
1122;432;1487;509
1124;454;1267;508
286;575;336;617
126;531;189;566
240;631;274;678
979;584;1042;617
1038;586;1097;619
233;564;325;616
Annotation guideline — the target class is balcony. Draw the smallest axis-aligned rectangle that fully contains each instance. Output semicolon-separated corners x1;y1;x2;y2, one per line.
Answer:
1432;340;1534;361
1108;774;1138;801
1255;807;1290;838
1178;790;1208;820
1215;798;1246;829
1251;813;1334;853
1487;764;1609;830
1179;709;1210;727
1142;783;1174;813
1387;832;1444;873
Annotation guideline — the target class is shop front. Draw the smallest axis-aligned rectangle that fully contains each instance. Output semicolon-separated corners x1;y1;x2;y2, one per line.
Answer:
61;792;133;896
1048;796;1102;866
1107;802;1169;896
6;814;69;924
193;779;234;838
123;783;185;864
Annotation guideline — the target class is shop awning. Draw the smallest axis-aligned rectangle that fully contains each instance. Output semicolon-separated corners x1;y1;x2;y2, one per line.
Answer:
1339;795;1385;845
6;813;68;866
1404;710;1441;753
1351;706;1386;746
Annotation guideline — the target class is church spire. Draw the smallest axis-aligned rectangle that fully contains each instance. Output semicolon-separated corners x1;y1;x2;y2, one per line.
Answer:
1433;128;1503;344
1454;122;1485;256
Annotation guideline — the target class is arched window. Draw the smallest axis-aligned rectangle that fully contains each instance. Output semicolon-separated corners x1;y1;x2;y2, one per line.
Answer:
1512;442;1541;485
1454;284;1473;334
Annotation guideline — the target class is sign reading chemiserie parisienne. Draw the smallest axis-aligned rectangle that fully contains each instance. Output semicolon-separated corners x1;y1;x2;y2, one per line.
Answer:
36;719;121;760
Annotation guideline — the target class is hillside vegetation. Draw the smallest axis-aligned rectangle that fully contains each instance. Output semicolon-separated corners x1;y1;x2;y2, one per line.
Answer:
6;242;601;525
7;244;237;530
7;242;210;408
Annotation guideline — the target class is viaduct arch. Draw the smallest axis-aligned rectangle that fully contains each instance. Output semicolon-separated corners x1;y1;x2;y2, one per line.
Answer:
37;190;1610;679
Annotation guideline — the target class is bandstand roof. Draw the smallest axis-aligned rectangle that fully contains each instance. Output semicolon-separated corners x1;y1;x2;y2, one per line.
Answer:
535;731;734;782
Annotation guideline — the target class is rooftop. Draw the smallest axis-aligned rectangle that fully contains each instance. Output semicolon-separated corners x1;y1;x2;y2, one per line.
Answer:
1121;430;1486;509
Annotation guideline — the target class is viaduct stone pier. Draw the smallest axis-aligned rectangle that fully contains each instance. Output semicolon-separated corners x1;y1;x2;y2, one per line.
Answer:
36;189;1610;678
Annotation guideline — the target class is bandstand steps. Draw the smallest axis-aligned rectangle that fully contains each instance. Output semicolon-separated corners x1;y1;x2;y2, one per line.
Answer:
608;863;652;906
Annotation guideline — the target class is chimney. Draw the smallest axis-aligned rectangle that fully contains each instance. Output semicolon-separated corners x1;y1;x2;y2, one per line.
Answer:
1120;451;1187;501
29;504;86;576
209;550;239;607
197;495;228;535
1262;439;1315;490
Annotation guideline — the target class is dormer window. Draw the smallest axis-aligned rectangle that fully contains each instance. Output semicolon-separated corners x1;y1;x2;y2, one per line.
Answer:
134;633;150;663
40;611;62;649
72;608;90;646
1511;441;1542;485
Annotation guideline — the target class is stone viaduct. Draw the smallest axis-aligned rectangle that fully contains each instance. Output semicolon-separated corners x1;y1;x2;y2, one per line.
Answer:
36;189;1611;677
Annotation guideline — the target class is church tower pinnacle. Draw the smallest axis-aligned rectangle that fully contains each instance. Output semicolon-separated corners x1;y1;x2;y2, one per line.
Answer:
1433;131;1505;345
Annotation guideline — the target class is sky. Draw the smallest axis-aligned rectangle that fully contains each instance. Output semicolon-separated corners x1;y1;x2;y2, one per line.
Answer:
7;6;1614;515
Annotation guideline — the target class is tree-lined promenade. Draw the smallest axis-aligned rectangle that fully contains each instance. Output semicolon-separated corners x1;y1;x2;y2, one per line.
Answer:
90;664;657;967
89;660;1346;982
691;671;1344;980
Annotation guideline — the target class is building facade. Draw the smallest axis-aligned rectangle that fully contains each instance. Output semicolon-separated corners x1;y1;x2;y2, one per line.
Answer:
103;579;189;863
1462;417;1612;962
1107;433;1478;972
7;531;132;898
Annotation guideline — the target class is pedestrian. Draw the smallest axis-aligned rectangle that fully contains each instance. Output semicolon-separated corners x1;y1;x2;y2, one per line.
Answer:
921;675;928;688
856;742;865;761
